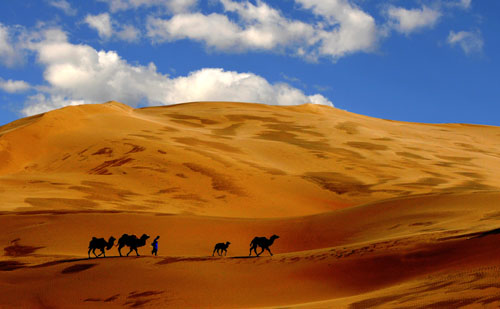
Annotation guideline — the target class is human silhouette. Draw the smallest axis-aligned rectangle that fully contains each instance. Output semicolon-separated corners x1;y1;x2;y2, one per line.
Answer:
151;236;160;256
212;241;230;256
249;235;279;256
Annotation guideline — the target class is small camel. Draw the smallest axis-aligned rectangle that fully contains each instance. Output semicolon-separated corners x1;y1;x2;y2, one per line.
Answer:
118;233;150;256
249;235;279;256
212;241;231;256
88;236;116;258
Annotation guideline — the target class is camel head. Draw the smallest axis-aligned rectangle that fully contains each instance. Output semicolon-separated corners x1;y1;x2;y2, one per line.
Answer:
106;236;116;250
271;235;280;240
226;241;231;246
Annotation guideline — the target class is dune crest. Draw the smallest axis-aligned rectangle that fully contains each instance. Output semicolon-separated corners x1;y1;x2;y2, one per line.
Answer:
1;101;500;307
0;101;499;217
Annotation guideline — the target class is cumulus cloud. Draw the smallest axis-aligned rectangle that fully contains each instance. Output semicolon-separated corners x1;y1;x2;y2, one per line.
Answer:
116;25;140;42
295;0;377;56
0;79;31;93
447;30;483;55
0;24;23;67
161;68;331;107
85;13;140;42
386;5;441;34
21;28;332;115
48;0;77;15
98;0;197;13
23;93;85;116
147;0;377;61
85;13;113;39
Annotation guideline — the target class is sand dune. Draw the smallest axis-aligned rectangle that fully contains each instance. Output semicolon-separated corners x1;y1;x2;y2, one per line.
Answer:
1;101;500;217
1;102;500;307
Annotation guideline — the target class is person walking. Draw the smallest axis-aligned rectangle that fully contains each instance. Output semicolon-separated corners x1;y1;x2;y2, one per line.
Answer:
151;236;160;256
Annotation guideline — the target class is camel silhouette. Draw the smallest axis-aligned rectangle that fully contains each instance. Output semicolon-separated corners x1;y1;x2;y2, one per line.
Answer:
212;241;231;256
117;234;150;256
88;236;116;258
249;235;279;256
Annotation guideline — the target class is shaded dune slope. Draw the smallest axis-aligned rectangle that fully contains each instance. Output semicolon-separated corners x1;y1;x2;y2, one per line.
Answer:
1;101;500;308
0;101;499;217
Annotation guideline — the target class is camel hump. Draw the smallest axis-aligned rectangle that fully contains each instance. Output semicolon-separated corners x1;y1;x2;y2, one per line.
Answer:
92;237;97;240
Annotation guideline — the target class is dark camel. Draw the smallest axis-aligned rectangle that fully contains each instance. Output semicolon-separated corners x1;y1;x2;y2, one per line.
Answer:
88;236;116;258
212;241;231;256
117;234;150;256
249;235;279;256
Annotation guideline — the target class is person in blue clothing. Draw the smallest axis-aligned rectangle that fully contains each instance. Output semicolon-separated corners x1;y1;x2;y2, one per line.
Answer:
151;236;160;256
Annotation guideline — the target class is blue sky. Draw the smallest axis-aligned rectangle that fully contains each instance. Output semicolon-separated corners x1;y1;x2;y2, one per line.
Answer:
0;0;498;126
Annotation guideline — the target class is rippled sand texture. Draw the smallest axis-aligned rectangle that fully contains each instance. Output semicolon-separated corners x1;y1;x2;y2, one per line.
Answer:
1;101;500;308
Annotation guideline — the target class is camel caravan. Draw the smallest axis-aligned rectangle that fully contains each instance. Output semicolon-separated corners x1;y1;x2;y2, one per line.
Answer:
88;234;279;259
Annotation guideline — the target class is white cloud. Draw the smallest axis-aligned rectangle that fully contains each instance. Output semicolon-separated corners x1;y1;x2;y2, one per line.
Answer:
21;28;332;115
161;68;330;107
117;25;140;42
447;30;483;55
85;13;140;42
48;0;77;15
0;79;31;93
98;0;197;13
0;24;23;67
387;6;441;34
458;0;471;9
295;0;377;57
85;13;113;39
23;93;85;116
147;0;377;61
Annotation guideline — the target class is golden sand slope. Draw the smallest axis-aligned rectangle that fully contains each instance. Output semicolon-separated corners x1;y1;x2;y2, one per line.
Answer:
1;102;500;308
1;192;500;308
0;101;499;217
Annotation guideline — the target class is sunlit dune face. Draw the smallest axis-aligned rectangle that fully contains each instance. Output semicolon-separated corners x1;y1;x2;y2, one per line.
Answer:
1;102;500;308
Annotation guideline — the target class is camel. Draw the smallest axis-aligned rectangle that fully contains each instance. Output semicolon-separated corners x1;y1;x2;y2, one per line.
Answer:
212;241;231;256
249;235;279;256
118;233;150;256
88;236;116;258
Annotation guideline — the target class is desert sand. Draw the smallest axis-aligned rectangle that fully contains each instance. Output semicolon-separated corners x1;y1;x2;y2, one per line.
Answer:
1;101;500;308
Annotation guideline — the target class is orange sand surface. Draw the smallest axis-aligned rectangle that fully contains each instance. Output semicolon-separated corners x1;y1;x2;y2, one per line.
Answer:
1;102;500;308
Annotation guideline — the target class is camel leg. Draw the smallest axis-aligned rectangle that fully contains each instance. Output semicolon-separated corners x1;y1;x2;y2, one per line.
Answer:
250;245;258;256
257;247;265;256
118;245;123;257
88;248;92;259
266;247;273;256
93;248;99;258
212;248;217;256
127;247;133;256
102;249;106;257
134;248;140;256
224;249;227;256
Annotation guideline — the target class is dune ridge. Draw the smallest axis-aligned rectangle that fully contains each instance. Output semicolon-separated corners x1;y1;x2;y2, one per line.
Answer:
1;101;499;217
1;101;500;308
